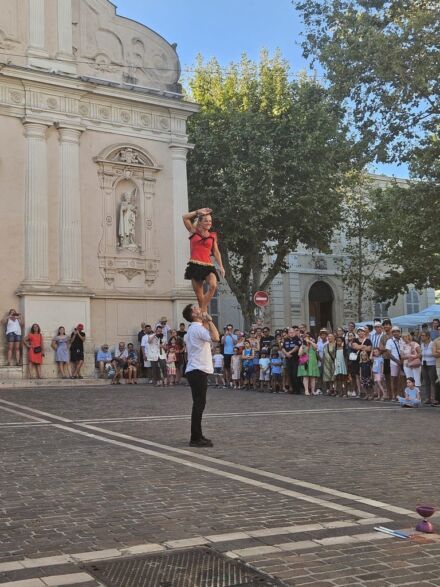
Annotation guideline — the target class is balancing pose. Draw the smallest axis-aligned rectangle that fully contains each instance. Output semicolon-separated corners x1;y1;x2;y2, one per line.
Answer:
183;208;225;312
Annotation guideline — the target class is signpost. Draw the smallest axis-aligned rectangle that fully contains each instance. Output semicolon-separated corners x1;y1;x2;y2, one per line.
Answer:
253;291;269;307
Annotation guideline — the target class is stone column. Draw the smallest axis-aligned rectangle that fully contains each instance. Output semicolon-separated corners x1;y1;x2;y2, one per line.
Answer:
169;144;192;289
28;0;47;56
23;120;50;285
57;0;73;58
57;126;84;286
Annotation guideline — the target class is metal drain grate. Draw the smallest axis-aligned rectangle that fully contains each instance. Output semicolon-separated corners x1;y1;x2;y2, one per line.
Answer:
84;547;285;587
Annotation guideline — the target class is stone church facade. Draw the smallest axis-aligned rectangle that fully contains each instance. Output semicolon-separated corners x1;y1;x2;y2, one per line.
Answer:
0;0;197;377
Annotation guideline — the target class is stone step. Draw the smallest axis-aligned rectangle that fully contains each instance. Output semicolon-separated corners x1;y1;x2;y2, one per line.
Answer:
0;366;24;380
0;377;108;388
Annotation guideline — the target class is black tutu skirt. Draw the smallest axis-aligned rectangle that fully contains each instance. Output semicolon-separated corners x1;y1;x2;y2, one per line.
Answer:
184;261;220;283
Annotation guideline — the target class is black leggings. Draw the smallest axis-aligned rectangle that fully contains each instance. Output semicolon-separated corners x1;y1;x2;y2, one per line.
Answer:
186;369;208;441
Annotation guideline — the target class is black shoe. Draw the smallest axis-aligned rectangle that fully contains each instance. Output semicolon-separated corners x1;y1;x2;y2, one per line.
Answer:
189;438;213;447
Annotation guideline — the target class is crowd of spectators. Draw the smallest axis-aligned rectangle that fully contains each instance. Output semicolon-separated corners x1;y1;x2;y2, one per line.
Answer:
3;307;440;405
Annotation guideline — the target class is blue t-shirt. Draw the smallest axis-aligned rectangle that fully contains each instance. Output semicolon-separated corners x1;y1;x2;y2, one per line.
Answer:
97;350;112;362
372;356;383;374
271;357;282;375
223;333;237;355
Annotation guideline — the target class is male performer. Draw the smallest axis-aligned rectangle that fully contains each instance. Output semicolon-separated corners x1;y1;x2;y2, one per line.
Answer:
182;304;220;447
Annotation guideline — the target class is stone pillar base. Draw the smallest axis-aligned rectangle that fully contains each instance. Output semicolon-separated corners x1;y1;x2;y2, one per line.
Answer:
17;293;96;378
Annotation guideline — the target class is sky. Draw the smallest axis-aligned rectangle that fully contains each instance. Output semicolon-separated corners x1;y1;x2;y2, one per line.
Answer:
113;0;408;179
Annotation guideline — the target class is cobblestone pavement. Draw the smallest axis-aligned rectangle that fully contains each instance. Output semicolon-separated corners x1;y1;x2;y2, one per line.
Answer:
0;384;439;586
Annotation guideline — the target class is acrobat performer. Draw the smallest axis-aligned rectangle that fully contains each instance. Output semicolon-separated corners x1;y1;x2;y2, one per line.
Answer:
183;208;225;313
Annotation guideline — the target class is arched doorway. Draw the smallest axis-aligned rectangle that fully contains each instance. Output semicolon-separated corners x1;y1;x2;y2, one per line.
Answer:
308;281;334;334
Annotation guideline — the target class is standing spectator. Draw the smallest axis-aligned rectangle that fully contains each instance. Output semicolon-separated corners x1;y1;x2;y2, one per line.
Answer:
270;349;283;393
420;331;438;405
316;328;328;393
258;350;271;391
24;323;44;379
352;327;373;397
231;346;242;389
248;329;260;387
241;340;254;389
176;322;187;342
96;344;112;378
385;326;404;401
370;321;385;351
297;333;320;396
148;325;167;386
430;319;440;341
282;326;301;394
212;346;225;387
359;350;373;399
166;337;178;385
344;322;356;345
382;319;393;396
322;332;336;394
156;316;171;342
174;336;185;384
371;348;386;400
346;332;360;397
140;327;153;382
70;324;86;379
3;309;24;366
260;327;275;354
182;304;220;447
51;326;71;379
432;324;440;392
125;343;139;384
334;335;348;397
221;324;237;387
401;332;421;387
137;322;146;344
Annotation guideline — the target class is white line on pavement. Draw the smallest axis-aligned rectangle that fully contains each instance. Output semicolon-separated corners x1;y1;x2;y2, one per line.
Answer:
0;398;414;518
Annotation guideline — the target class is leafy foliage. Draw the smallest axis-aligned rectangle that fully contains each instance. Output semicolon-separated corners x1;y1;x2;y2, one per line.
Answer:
295;0;440;298
187;52;361;324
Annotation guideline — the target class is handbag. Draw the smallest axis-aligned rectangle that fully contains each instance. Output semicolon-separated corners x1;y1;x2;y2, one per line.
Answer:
33;346;42;354
349;351;358;361
299;353;308;365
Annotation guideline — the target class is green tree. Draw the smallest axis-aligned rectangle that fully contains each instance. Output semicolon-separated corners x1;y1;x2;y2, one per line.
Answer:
295;0;440;298
186;52;361;325
336;175;380;321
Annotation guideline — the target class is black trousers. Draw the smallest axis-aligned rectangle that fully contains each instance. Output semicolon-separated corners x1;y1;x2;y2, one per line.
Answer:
186;369;208;441
286;358;301;394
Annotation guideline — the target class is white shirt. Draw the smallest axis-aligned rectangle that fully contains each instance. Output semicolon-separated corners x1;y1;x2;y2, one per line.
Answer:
185;322;214;374
386;337;404;361
212;353;224;368
6;318;21;335
421;341;436;366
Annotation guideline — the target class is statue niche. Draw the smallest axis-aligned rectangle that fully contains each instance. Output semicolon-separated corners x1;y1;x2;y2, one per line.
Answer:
118;188;138;251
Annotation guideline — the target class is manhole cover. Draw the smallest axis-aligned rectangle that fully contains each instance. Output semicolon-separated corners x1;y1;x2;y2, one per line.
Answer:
84;547;285;587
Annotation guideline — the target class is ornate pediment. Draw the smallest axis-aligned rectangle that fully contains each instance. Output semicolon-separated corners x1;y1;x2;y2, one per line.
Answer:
94;144;161;171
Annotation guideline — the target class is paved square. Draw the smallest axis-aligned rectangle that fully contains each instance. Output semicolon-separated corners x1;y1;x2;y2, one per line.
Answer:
0;384;439;586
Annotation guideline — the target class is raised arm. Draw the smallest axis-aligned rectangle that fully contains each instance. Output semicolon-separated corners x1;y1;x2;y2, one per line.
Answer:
182;208;212;232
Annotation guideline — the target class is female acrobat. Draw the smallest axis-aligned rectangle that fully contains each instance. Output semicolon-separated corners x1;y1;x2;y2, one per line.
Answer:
182;208;225;313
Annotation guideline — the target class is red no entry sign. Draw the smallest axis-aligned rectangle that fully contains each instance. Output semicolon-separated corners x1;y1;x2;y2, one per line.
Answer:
253;291;269;307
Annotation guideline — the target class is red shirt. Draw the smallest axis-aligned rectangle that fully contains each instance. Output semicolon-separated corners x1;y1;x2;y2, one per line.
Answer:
189;231;217;265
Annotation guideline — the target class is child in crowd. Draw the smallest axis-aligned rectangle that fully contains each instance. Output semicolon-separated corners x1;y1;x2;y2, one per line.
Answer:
258;350;271;391
334;336;347;397
398;377;421;407
372;347;386;400
166;339;177;385
212;347;225;387
270;348;283;393
241;340;254;389
231;346;242;389
359;350;373;399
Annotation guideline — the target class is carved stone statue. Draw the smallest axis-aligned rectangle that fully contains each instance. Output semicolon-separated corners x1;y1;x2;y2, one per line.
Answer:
118;189;137;250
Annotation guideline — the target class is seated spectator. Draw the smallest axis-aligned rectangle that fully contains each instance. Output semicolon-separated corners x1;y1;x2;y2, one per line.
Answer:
125;342;138;384
397;377;421;408
2;308;24;366
96;344;112;378
112;342;128;384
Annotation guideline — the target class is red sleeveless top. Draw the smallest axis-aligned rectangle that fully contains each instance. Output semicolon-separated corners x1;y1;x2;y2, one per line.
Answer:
189;231;217;265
